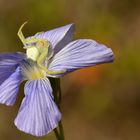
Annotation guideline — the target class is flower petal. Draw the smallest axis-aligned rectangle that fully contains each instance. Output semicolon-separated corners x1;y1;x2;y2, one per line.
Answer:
48;39;114;77
0;52;25;66
35;24;75;53
0;52;25;85
0;67;22;105
14;78;61;136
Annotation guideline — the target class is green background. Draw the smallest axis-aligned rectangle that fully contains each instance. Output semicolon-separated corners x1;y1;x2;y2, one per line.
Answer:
0;0;140;140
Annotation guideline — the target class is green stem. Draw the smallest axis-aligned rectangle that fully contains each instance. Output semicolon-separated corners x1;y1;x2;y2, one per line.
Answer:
51;78;65;140
57;78;62;109
54;128;60;140
58;121;65;140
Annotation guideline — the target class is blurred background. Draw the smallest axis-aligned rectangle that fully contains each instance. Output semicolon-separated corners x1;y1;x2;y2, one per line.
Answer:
0;0;140;140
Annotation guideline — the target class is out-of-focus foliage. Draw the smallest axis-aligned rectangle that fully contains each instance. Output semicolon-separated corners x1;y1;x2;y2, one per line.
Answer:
0;0;140;140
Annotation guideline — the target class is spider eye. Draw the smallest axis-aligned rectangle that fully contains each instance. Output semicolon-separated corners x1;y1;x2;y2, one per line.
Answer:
31;42;37;46
25;42;36;46
25;43;29;46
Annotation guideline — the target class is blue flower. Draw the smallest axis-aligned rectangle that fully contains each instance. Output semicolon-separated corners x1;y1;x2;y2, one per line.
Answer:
0;23;114;136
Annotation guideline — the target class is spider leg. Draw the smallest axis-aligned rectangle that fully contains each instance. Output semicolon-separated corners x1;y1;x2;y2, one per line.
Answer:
25;38;48;44
37;48;49;70
17;21;28;45
46;69;67;75
35;31;44;36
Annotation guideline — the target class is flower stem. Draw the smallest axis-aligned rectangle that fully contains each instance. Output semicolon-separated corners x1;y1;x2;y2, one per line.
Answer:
50;78;65;140
58;121;65;140
54;128;60;140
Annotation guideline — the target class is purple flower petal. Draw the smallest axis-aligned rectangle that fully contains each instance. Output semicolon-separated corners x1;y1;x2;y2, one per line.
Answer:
0;52;25;65
35;24;75;53
0;67;22;106
14;78;61;136
48;39;114;77
0;52;25;85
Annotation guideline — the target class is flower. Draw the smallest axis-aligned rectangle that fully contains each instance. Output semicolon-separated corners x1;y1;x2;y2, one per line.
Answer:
0;23;114;136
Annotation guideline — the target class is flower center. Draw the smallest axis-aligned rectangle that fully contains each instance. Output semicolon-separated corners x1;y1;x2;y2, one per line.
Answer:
20;59;47;80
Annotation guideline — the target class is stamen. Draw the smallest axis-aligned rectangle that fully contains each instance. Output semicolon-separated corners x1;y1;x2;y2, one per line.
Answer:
20;59;46;80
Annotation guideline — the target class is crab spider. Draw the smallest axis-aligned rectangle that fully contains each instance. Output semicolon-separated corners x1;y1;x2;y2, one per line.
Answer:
17;22;66;75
